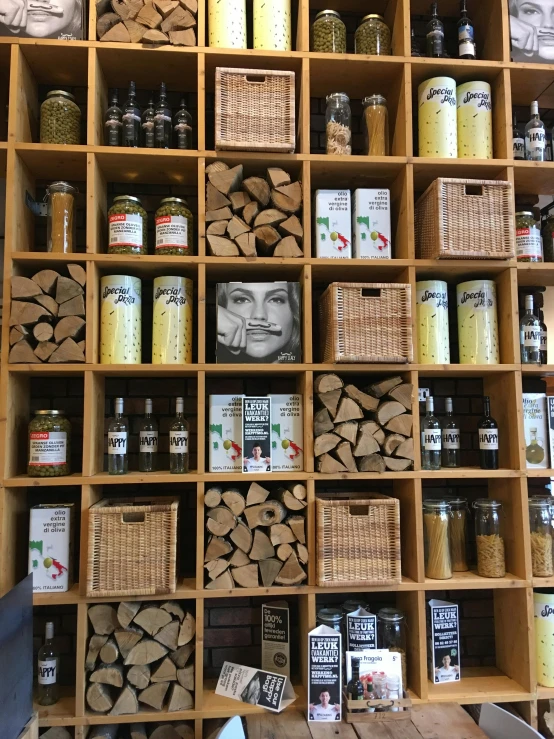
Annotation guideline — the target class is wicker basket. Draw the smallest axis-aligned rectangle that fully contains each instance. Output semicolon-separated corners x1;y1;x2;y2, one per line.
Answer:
86;497;179;597
415;178;515;259
215;67;296;152
319;282;413;363
316;494;401;587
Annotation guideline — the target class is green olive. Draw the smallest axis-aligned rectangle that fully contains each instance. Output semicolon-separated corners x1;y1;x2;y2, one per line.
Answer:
311;13;347;53
108;197;148;255
40;93;81;145
28;411;71;477
355;17;391;56
155;200;195;256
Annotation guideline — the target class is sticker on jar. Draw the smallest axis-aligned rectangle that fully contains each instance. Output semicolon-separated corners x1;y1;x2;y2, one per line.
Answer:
170;431;188;453
108;432;128;455
479;429;498;450
516;227;542;260
109;213;143;248
29;431;67;466
423;430;441;450
155;215;188;249
442;428;460;449
140;432;158;453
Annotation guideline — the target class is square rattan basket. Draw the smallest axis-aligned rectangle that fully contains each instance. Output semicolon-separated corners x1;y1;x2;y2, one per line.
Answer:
215;67;296;152
316;494;401;587
86;497;179;597
319;282;413;363
415;178;515;259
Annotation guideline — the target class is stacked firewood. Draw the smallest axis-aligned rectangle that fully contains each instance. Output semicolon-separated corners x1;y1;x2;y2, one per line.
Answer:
205;162;303;258
9;264;86;364
204;482;308;588
96;0;197;45
314;374;414;473
86;602;195;716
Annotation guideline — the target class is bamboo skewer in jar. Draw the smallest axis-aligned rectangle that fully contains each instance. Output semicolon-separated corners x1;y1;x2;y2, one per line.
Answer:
474;499;505;578
423;500;452;579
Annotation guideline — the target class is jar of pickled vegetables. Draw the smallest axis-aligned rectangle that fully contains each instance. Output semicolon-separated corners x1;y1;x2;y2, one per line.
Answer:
28;410;71;477
516;211;543;263
108;195;148;255
311;9;346;53
355;14;391;56
155;198;194;256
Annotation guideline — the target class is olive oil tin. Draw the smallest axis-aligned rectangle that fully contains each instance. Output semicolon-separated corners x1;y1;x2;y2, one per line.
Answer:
254;0;291;50
456;279;499;365
456;81;493;159
100;275;142;364
208;0;246;48
418;76;457;158
416;280;450;364
152;276;193;364
535;591;554;687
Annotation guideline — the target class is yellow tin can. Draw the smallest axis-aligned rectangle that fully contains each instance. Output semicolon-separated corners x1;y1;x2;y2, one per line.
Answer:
208;0;246;48
456;81;493;159
100;275;142;364
535;591;554;687
456;280;499;365
152;276;193;364
254;0;291;50
416;280;450;364
418;76;457;158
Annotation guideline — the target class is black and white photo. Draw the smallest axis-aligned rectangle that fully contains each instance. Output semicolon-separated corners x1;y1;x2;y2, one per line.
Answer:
510;0;554;63
0;0;84;39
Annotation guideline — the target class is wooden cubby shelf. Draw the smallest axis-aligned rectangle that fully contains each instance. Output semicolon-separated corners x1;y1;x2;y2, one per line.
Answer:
1;0;553;733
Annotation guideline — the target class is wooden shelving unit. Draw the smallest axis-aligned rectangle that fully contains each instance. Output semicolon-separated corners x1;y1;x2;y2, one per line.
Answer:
0;0;553;734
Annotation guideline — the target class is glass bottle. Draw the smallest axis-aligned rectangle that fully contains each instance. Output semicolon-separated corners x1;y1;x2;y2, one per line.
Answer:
457;0;476;58
108;397;128;475
411;27;421;56
104;89;122;147
169;396;189;473
139;398;158;473
520;293;541;364
540;308;548;364
525;101;546;162
478;396;499;470
173;97;193;150
423;500;452;580
325;92;352;156
422;396;441;471
122;81;141;148
316;607;343;632
142;93;156;149
513;113;525;160
449;498;469;571
365;676;375;711
529;497;554;577
155;82;172;149
347;656;365;711
377;608;407;691
426;3;444;58
37;621;59;706
441;397;460;468
473;499;505;578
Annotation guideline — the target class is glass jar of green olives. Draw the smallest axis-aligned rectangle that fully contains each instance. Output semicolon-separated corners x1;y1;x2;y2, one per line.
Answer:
155;198;194;256
542;210;554;262
311;9;347;53
28;410;71;477
516;211;542;262
40;90;81;145
355;14;391;55
108;196;148;255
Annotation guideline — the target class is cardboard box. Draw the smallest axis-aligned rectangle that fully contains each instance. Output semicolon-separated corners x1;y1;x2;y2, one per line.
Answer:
215;661;296;712
262;601;290;678
427;599;460;684
271;394;304;473
208;395;243;473
523;393;549;469
314;190;352;258
242;397;272;473
29;504;74;593
308;625;342;722
352;189;391;259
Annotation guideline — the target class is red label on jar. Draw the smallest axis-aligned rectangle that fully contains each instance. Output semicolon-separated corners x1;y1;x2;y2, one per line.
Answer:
516;228;530;236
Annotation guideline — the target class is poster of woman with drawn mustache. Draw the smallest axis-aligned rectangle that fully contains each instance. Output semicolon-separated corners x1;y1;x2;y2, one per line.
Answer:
0;0;83;39
510;0;554;62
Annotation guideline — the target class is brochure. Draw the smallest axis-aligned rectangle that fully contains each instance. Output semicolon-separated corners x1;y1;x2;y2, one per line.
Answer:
215;661;296;713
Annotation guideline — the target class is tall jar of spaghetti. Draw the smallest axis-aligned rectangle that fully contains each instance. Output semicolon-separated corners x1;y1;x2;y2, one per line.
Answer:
100;275;142;364
152;276;193;364
456;279;499;364
416;280;450;364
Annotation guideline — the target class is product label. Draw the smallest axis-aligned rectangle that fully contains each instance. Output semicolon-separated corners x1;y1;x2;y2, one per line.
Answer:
428;600;460;684
262;603;290;678
421;430;425;450
155;215;188;249
170;431;188;453
108;213;143;248
29;431;67;466
142;120;154;147
523;393;549;469
427;30;445;57
526;127;546;153
106;121;122;146
442;428;460;450
140;432;158;453
315;190;352;259
457;287;495;310
29;505;73;593
352;189;391;259
242;397;272;473
423;430;441;450
38;659;57;685
458;23;474;40
458;88;491;111
174;123;191;149
108;431;127;455
513;137;525;158
416;285;448;309
541;330;547;353
209;395;243;473
516;226;542;259
522;327;541;348
308;626;341;722
345;608;377;651
479;429;498;450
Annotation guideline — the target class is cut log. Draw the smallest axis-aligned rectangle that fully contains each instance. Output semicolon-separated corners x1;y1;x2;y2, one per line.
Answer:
334;398;364;424
278;214;303;241
358;453;386;473
267;167;291;188
359;420;380;436
177;663;194;690
375;401;406;426
101;22;132;41
274;488;306;511
385;414;413;436
208;164;243;196
34;341;58;362
90;663;124;688
11;276;43;299
58;294;85;318
259;558;283;587
32;269;59;294
273;235;303;257
97;11;121;37
67;263;87;286
335;441;358;473
9;301;51;326
206;206;233;223
168;25;197;42
315;374;344;394
353;427;380;457
394;437;415;461
32;322;54;342
160;6;196;32
9;341;41;364
154;619;180;651
151;656;178;683
206;220;229;237
344;384;379;412
161;601;185;621
221;489;246;516
254;209;287;229
270;523;296;546
41;730;74;739
287;516;306;544
229;548;250;567
54;315;85;342
89;604;119;635
135;2;162;27
246;481;270;505
314;407;334;436
204;486;222;508
145;28;170;42
235;232;257;257
205;570;234;590
373;427;385;445
274;551;307;585
231;563;259;587
244;501;286;528
249;529;275;561
314;432;341;456
384;457;412;471
168;683;194;711
271;182;302;214
253;225;280;256
242;200;259;226
205;161;229;176
334;421;358;445
230;521;253;553
288;483;307;500
86;634;109;671
276;543;293;562
9;325;28;345
388;383;413;410
130;725;149;739
55;276;83;304
124;639;168;666
49;337;85;363
89;726;119;739
124;17;147;41
207;234;239;257
148;726;181;739
317;454;348;474
87;682;113;713
296;542;309;564
205;536;233;561
112;0;143;19
368;376;403;398
179;0;197;12
35;294;59;316
382;433;406;456
178;612;196;646
117;601;141;629
229;191;251;213
318;389;342;418
139;681;169;711
205;559;230;581
226;216;250;241
99;638;119;664
170;643;194;669
243;177;270;206
206;506;237;536
127;664;151;689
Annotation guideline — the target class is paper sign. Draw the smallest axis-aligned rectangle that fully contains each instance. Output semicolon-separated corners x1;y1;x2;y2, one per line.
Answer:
308;625;342;722
262;602;290;678
345;607;377;651
215;661;296;713
427;599;461;684
242;397;272;473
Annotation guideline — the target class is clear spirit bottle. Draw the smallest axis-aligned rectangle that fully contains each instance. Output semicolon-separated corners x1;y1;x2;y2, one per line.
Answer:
108;397;128;475
104;89;122;147
142;94;156;149
441;397;460;468
525;101;546;162
155;82;172;149
526;427;546;466
170;397;189;473
513;113;524;160
478;396;499;470
173;97;193;150
426;3;444;58
122;81;141;148
520;293;541;364
457;0;476;59
139;398;158;472
37;621;59;706
422;396;441;470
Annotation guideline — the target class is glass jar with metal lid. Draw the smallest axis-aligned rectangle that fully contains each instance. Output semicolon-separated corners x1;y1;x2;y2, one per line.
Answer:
423;499;452;580
342;599;369;616
529;497;554;577
377;607;407;690
362;95;389;156
311;9;347;53
326;92;351;155
108;195;148;255
155;198;194;256
355;14;391;56
46;182;78;254
473;499;505;578
28;410;71;477
317;607;342;632
448;497;469;572
516;211;543;262
40;90;81;145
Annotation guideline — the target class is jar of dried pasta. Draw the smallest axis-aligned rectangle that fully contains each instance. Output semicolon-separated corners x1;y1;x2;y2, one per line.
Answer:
46;182;78;254
423;499;452;580
362;95;389;156
529;497;554;577
325;92;351;156
473;499;505;578
355;14;391;56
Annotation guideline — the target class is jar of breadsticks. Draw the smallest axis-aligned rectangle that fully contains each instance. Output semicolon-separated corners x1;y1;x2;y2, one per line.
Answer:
362;95;389;156
46;181;78;253
473;499;505;578
325;92;351;156
529;497;554;578
423;500;452;580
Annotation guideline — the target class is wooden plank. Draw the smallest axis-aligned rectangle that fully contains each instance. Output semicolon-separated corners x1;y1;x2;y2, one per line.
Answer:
352;722;421;739
18;713;38;739
409;702;487;738
309;722;357;738
246;710;312;739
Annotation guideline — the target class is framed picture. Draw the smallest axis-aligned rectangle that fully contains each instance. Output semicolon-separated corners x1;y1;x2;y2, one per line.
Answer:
0;0;85;40
510;0;554;63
